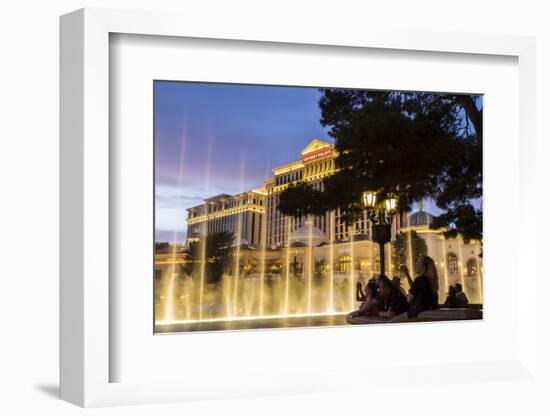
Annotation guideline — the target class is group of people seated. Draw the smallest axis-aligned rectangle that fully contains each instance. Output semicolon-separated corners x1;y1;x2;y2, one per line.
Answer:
444;283;469;308
350;254;467;320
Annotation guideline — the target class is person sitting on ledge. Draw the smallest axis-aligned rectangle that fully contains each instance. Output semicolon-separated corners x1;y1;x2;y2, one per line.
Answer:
355;278;378;301
454;283;469;307
377;275;408;318
392;276;407;297
444;285;458;308
350;281;379;318
401;255;439;318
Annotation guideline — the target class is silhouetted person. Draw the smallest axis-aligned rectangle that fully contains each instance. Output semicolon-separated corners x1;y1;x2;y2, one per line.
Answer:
444;285;458;308
377;275;408;318
401;255;439;318
350;282;379;318
454;283;469;307
392;276;407;297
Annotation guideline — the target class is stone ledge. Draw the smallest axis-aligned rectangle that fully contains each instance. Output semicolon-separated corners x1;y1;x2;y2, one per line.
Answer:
347;308;483;325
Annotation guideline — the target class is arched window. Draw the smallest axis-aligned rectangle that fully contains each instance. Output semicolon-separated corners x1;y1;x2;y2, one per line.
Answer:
467;258;478;277
447;253;459;275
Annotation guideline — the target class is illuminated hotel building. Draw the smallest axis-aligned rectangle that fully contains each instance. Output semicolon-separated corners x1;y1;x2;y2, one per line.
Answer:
186;139;373;248
186;189;267;246
265;139;373;247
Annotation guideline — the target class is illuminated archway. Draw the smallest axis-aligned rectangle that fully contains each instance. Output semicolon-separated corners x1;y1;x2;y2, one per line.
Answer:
447;253;459;275
467;258;478;277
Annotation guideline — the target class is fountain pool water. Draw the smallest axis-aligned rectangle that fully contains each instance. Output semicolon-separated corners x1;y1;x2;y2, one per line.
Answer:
155;270;356;332
154;228;484;332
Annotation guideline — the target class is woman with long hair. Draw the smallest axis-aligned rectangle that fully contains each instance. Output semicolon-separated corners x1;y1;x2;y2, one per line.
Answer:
401;254;439;317
423;255;440;306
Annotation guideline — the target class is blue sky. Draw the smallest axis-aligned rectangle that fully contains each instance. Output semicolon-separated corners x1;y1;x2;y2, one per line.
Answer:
155;81;331;243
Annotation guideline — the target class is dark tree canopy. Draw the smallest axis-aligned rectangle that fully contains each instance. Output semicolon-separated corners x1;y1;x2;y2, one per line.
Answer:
278;90;482;241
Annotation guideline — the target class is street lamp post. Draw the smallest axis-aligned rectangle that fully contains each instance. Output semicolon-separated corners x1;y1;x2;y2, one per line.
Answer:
362;191;398;277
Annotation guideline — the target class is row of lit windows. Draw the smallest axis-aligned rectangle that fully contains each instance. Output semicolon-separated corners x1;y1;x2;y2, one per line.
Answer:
206;197;264;213
266;183;372;245
188;195;264;217
206;214;238;235
191;175;367;246
269;158;335;190
304;159;334;177
266;213;371;247
275;170;303;186
187;209;265;246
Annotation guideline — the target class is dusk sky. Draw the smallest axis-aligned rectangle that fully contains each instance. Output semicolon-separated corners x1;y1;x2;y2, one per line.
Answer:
154;81;332;243
154;81;457;243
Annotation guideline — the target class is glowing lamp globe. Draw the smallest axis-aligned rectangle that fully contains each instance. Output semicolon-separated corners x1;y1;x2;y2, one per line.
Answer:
384;194;398;213
362;191;377;208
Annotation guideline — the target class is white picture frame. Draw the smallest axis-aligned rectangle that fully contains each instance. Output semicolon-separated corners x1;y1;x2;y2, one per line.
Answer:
60;7;538;407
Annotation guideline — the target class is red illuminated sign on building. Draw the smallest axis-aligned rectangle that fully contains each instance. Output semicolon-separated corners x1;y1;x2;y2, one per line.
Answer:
301;147;332;162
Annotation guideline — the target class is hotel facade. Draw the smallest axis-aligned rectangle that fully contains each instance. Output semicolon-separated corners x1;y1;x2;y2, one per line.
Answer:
186;139;378;248
186;189;267;246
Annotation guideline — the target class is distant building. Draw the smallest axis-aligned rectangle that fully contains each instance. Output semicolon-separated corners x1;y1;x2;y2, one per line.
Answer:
186;190;267;246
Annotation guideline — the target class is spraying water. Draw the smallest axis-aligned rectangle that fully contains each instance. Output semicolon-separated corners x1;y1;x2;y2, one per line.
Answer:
307;216;313;314
284;219;291;314
328;212;335;312
349;225;355;310
198;140;213;321
406;230;414;291
161;117;188;322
